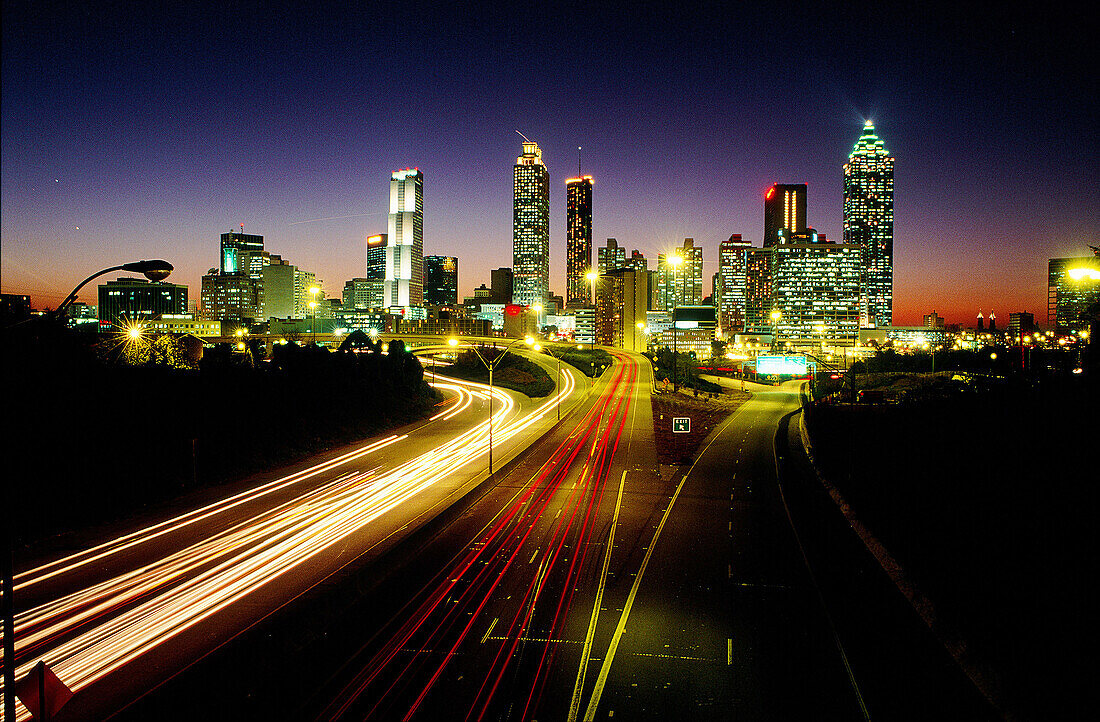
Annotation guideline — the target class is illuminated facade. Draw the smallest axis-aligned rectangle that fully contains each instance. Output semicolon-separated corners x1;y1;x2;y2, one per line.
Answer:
565;176;593;308
763;184;807;248
364;233;387;310
771;229;861;343
656;238;703;310
594;268;649;351
99;277;188;326
744;248;771;332
513;141;550;308
200;271;258;322
717;234;751;337
342;278;372;310
385;169;424;312
424;255;459;306
844;121;895;328
597;238;626;276
1048;255;1100;334
220;229;264;276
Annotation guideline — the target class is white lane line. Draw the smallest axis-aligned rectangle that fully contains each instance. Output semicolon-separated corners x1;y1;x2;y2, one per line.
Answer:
582;475;688;722
480;617;499;644
568;472;627;722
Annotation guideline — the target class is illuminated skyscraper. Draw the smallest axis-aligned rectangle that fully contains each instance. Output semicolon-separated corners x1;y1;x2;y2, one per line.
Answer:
1048;254;1100;334
656;238;704;310
844;121;895;328
385;169;424;312
565;176;593;308
220;228;264;276
771;228;861;342
513;140;550;307
763;184;807;248
717;234;752;336
597;238;626;276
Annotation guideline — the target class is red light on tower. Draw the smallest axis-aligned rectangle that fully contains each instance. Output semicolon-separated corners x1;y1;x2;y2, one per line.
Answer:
765;187;775;200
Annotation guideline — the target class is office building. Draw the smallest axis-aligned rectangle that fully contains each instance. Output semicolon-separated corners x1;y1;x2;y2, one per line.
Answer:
220;228;265;276
425;255;459;306
513;140;550;308
597;238;627;277
744;248;771;332
923;310;945;329
363;233;387;310
717;234;751;337
594;268;648;352
343;278;373;311
200;271;258;323
100;278;188;327
385;168;424;312
770;228;861;343
763;184;807;248
490;267;514;304
1048;254;1100;334
844;121;895;328
565;176;593;308
1007;312;1037;337
626;250;648;273
656;238;704;310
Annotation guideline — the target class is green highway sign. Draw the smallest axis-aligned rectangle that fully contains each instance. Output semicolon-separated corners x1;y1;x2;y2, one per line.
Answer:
673;417;691;433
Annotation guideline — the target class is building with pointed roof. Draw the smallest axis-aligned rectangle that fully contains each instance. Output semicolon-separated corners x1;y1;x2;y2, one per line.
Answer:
844;121;895;329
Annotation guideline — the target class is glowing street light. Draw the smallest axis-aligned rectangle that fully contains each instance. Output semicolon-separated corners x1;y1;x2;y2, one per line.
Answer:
586;270;598;307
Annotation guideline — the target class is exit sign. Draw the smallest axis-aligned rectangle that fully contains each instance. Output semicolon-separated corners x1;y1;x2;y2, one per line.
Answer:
673;417;691;433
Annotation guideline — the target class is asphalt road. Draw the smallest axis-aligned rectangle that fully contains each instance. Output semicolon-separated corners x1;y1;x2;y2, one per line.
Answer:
5;360;585;722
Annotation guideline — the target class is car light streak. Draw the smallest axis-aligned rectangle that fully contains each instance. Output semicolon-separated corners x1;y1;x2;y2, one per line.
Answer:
2;369;575;721
317;353;639;721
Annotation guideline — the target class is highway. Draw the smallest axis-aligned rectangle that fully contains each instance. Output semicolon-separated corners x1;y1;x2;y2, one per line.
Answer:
2;356;584;722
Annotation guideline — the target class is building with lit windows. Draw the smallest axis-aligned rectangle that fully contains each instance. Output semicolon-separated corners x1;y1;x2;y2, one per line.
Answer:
844;121;895;328
385;169;424;312
220;229;264;276
770;228;861;344
744;248;772;333
565;176;593;308
424;255;459;306
763;184;807;248
144;314;222;337
343;278;373;311
717;234;751;337
594;268;648;351
597;238;626;277
200;271;256;322
656;238;704;310
99;277;188;327
364;233;387;310
513;140;550;308
1048;254;1100;334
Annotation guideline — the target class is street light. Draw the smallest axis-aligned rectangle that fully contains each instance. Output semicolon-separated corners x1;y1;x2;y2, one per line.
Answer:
5;258;175;721
308;287;320;345
453;335;535;474
585;270;598;307
667;254;684;391
770;309;781;352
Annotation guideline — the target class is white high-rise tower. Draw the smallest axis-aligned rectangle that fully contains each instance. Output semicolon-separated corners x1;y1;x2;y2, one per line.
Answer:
385;168;424;312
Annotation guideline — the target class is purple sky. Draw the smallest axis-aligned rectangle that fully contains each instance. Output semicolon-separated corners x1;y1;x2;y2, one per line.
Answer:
3;2;1096;326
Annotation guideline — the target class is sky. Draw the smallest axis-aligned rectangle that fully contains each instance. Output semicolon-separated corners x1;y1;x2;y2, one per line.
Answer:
3;1;1097;326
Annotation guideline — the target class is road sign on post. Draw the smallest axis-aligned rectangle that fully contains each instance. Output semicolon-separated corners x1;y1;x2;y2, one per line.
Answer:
672;417;691;433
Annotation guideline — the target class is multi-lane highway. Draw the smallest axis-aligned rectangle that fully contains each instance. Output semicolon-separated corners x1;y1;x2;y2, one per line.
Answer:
2;357;583;721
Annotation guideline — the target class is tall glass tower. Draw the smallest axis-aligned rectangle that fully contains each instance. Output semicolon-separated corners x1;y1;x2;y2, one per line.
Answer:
513;141;550;307
844;121;895;328
385;168;424;311
565;175;593;308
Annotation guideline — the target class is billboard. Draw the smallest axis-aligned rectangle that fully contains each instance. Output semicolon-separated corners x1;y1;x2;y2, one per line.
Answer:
756;355;808;375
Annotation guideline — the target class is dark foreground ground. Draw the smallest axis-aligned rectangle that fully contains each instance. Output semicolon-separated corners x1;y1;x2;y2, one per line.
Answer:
806;375;1097;720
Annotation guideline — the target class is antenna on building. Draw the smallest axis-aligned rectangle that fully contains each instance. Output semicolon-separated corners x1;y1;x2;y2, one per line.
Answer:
515;130;532;143
578;146;582;176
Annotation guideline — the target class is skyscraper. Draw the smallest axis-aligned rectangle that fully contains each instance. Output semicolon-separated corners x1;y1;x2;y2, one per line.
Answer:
513;140;550;308
220;228;264;276
656;238;704;310
717;234;752;337
385;169;424;312
565;176;593;309
763;184;807;248
744;248;772;333
365;233;387;310
424;255;459;306
771;228;861;342
844;121;895;328
1048;254;1100;334
597;238;627;277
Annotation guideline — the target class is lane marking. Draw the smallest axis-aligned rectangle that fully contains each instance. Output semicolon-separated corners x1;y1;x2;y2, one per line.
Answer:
582;475;688;722
529;548;540;564
728;638;733;665
480;617;498;644
568;472;627;722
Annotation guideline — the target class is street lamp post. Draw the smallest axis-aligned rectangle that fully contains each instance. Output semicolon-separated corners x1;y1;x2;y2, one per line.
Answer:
308;286;320;345
770;309;782;352
667;254;683;392
452;335;534;475
4;259;174;722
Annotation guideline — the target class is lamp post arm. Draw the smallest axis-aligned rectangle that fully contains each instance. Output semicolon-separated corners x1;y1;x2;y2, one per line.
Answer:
54;264;128;315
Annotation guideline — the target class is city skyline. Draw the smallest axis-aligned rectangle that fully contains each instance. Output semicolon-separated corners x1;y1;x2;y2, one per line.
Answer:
2;3;1095;326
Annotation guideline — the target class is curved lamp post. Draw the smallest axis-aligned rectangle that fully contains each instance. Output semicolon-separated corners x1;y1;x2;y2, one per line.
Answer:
451;335;534;475
5;259;173;721
54;260;174;317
